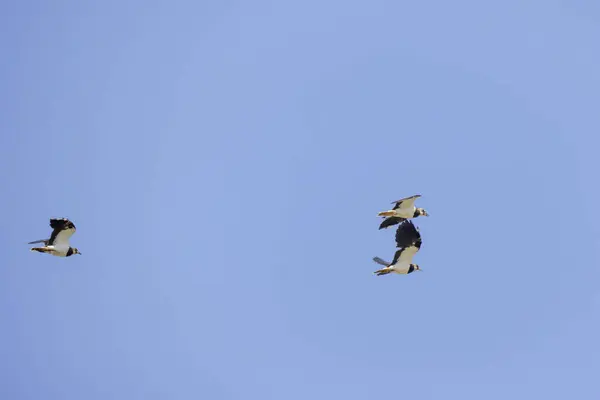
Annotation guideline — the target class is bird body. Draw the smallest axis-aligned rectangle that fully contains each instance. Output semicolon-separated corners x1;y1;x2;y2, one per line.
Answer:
373;220;422;276
378;194;429;229
29;218;81;257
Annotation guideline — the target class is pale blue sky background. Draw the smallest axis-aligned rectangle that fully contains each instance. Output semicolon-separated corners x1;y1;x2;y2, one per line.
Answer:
1;1;599;399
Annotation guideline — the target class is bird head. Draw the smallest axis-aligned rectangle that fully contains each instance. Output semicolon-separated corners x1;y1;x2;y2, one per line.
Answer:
73;248;82;255
410;264;422;272
417;208;429;217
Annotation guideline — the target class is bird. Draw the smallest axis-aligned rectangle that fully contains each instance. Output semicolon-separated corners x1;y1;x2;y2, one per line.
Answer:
373;219;422;276
377;194;429;229
29;218;82;257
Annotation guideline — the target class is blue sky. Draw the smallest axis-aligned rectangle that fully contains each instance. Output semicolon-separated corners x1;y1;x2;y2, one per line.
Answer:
1;1;599;399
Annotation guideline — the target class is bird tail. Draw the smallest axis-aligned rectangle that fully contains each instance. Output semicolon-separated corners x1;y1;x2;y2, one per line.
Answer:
28;239;48;245
373;257;392;276
372;257;390;267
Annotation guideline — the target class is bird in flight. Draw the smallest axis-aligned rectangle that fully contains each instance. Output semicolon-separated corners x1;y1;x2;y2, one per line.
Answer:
373;219;422;276
29;218;82;257
377;194;429;230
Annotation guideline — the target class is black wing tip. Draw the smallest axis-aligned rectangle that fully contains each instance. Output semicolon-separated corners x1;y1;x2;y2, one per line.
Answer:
399;219;419;232
49;217;76;230
378;220;391;230
379;217;404;230
394;219;414;231
394;220;422;247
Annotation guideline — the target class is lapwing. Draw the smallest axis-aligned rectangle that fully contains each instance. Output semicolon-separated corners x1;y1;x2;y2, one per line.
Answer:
377;194;429;229
373;220;422;276
29;218;82;257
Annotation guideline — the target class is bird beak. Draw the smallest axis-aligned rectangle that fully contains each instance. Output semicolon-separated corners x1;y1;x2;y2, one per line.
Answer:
78;252;82;255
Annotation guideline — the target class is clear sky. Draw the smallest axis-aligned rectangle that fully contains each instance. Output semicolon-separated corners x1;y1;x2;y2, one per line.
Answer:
1;1;599;399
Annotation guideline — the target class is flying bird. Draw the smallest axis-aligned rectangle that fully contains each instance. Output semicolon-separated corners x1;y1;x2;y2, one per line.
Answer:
29;218;82;257
373;220;422;276
377;194;429;229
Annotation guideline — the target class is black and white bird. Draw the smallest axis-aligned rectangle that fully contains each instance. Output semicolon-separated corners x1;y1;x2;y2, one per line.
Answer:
29;218;82;257
373;220;422;276
377;194;429;230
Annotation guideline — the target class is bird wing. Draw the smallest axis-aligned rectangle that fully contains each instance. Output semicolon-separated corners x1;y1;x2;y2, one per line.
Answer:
394;220;421;248
48;218;76;247
392;245;419;265
379;217;405;230
391;248;405;265
28;239;49;245
49;218;75;231
372;257;390;267
391;194;421;210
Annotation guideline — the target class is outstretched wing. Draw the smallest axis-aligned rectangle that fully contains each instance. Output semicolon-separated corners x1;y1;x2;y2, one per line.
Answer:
391;194;421;210
48;218;76;247
391;245;419;265
28;239;49;245
394;220;422;249
379;216;405;230
372;257;390;267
